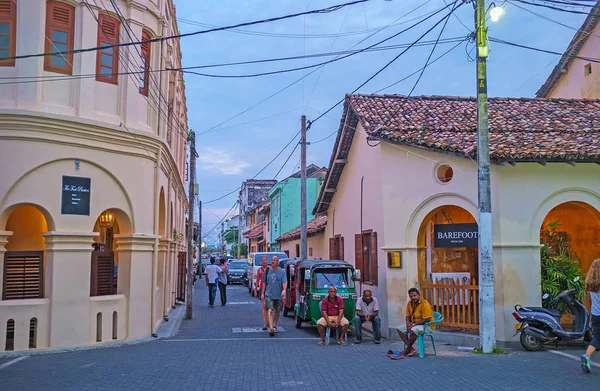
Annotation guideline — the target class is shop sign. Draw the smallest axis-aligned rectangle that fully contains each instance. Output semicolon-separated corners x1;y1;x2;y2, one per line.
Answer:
61;176;91;216
434;223;478;248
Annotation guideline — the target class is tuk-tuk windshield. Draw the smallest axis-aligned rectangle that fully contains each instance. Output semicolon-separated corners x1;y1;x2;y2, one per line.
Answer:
312;268;355;290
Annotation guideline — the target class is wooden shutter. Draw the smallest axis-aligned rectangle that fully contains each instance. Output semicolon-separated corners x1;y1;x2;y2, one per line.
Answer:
0;0;16;66
139;30;151;96
90;252;114;296
3;252;44;300
354;234;363;277
370;232;378;286
176;252;186;301
329;238;335;260
96;13;120;84
44;1;75;74
339;236;344;260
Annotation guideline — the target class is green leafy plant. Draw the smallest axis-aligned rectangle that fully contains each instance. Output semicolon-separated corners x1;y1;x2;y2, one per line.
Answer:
540;220;585;313
172;229;184;242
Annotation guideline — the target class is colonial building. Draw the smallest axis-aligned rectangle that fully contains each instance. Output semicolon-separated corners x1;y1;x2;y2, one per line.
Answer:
276;215;328;259
239;179;277;253
314;93;600;343
0;0;189;352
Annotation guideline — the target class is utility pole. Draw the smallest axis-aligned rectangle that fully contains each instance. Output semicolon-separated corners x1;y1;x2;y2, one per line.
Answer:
185;130;196;320
300;115;308;260
237;192;242;259
198;198;202;267
221;222;225;254
475;0;495;353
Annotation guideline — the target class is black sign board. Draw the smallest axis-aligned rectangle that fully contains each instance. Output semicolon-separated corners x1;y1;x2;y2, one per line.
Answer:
61;176;91;216
434;223;478;248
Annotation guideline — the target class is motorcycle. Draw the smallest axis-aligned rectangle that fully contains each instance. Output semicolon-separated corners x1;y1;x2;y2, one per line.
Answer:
512;277;592;351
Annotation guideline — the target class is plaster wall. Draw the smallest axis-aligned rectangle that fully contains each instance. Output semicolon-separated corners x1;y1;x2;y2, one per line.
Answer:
279;232;328;260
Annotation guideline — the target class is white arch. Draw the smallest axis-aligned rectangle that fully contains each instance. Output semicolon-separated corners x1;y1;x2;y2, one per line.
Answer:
405;193;478;246
530;187;600;243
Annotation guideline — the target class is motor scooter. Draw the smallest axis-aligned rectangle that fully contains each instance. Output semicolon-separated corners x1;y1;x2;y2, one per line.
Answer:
512;278;592;351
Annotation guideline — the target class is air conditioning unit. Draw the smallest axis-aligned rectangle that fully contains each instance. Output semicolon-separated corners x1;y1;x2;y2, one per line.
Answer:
429;272;471;306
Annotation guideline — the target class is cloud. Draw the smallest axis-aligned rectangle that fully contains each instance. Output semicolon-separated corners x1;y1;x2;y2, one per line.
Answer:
198;147;250;175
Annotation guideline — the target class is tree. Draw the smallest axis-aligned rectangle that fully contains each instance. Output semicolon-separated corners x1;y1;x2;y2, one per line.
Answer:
223;226;239;244
231;243;247;257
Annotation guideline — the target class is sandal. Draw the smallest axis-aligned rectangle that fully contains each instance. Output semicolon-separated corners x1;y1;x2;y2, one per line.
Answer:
390;353;405;360
317;340;325;346
337;340;347;346
407;349;417;357
273;327;279;333
269;328;275;337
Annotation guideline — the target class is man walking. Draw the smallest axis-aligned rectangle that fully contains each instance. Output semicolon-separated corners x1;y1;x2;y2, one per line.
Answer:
256;256;269;330
354;289;381;344
217;257;229;306
204;257;221;308
396;287;433;357
262;256;287;337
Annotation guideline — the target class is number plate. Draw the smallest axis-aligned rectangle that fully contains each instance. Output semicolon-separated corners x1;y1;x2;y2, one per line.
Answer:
514;323;522;331
339;294;349;299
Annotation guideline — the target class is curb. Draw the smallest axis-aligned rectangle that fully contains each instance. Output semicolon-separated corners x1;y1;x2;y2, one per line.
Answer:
0;303;187;358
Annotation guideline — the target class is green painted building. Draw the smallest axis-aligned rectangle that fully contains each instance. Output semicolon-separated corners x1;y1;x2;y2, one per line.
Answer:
269;165;326;251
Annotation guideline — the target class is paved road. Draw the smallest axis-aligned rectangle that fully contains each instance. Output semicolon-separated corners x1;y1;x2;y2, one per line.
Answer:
1;282;599;390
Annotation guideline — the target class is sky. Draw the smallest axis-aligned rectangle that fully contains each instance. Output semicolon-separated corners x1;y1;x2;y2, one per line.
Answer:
173;0;592;244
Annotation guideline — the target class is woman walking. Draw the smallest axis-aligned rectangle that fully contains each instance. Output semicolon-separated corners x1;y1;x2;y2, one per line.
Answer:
582;258;600;373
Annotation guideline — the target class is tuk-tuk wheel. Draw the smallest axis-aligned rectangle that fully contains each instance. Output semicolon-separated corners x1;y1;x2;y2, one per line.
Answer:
295;314;302;329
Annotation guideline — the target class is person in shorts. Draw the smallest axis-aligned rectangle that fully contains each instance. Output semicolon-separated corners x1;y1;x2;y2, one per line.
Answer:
256;256;269;330
581;258;600;373
262;256;287;336
397;287;433;357
317;286;350;345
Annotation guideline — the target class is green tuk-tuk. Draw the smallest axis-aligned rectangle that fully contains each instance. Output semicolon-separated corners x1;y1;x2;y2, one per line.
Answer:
293;260;360;328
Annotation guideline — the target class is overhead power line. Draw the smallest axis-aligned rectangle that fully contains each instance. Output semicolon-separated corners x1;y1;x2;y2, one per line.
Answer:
512;0;600;15
0;0;368;63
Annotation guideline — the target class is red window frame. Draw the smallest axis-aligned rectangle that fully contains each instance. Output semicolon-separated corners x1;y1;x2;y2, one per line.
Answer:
44;1;75;75
96;13;120;84
139;29;151;96
0;0;17;67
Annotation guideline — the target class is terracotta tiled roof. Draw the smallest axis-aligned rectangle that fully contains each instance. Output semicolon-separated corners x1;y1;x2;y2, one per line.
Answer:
536;1;600;98
350;94;600;161
243;225;263;239
276;216;327;242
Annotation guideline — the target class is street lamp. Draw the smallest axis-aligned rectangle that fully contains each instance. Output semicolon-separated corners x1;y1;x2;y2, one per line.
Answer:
489;5;504;22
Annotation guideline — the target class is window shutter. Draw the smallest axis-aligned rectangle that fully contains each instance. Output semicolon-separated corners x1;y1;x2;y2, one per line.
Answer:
354;234;363;276
0;0;12;15
44;1;75;74
370;232;378;286
139;30;151;96
96;14;120;84
91;252;114;296
329;238;335;260
2;252;44;300
339;236;344;260
0;0;16;66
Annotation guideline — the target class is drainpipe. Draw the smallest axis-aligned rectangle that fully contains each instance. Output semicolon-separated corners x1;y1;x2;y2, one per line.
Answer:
151;147;162;338
360;176;364;295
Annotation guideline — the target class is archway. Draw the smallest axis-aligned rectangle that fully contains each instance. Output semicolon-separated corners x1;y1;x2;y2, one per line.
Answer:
540;201;600;279
91;208;132;296
416;205;478;285
2;204;51;300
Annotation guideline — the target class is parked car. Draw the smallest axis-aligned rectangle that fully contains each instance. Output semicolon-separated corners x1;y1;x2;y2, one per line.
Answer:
247;252;288;296
227;260;247;284
242;264;251;287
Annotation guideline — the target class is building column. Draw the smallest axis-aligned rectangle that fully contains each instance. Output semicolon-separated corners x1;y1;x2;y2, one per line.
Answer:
42;232;97;348
0;231;12;297
158;238;170;319
114;234;158;340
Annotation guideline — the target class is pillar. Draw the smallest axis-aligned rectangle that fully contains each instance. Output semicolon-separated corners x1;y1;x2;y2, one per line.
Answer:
161;238;173;317
43;232;97;348
169;241;177;308
0;231;12;298
114;234;158;340
158;238;169;320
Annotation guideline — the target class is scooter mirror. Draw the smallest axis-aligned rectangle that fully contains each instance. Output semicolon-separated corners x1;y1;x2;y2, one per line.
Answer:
574;276;580;282
542;293;550;300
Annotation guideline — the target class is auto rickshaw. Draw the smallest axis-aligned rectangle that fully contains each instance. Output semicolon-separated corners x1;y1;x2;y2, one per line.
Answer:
293;260;360;328
282;258;302;317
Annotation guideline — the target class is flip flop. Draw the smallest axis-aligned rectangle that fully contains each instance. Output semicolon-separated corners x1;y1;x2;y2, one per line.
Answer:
337;340;347;346
385;350;395;357
390;353;405;360
317;340;325;346
407;350;417;357
269;328;275;337
273;327;279;333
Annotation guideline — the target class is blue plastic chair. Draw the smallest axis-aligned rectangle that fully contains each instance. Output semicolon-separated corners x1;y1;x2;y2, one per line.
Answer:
404;311;444;358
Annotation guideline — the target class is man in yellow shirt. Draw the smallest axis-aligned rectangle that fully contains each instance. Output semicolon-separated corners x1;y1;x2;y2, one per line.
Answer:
397;287;433;357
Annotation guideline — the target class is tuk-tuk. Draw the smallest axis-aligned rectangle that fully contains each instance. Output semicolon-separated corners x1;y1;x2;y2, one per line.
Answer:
293;260;360;328
282;258;303;317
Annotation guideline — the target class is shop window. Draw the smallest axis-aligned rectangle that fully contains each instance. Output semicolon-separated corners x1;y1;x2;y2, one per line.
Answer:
354;230;378;285
436;164;454;184
139;29;151;96
90;252;115;296
44;1;75;75
2;252;44;300
96;13;120;84
0;0;17;66
329;235;344;260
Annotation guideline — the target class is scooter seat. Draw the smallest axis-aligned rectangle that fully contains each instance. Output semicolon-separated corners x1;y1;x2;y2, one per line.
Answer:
523;306;562;318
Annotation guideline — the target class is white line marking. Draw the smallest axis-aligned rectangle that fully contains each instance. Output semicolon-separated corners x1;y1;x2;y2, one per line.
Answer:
0;356;29;370
549;350;600;368
164;337;318;342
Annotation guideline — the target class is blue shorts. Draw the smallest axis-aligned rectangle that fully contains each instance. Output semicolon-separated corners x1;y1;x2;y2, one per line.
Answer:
590;315;600;350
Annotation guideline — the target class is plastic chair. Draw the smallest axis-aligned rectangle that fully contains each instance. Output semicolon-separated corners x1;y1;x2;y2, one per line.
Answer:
403;312;444;358
325;325;347;345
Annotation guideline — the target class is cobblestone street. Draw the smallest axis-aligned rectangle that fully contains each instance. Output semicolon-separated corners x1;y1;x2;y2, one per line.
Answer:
1;284;598;390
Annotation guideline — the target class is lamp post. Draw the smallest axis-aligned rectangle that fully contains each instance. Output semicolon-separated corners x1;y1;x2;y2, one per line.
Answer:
474;0;503;354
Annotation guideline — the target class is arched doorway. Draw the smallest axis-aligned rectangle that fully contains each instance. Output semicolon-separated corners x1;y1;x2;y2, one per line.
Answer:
91;209;131;296
3;204;52;300
417;205;478;285
540;201;600;276
416;205;479;331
